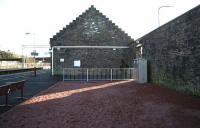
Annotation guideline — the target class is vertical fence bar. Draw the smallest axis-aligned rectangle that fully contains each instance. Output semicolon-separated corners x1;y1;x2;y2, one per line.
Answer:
87;68;88;82
63;68;64;81
110;69;112;81
62;68;136;81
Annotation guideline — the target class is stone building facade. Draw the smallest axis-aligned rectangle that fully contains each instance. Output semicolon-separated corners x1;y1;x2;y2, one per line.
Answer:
50;6;135;75
139;5;200;96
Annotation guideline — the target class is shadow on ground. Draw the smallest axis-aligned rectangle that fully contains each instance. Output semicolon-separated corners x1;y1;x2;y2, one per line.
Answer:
0;80;200;128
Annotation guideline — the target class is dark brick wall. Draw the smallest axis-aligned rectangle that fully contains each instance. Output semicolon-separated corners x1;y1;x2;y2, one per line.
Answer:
53;48;132;74
50;6;135;75
139;5;200;96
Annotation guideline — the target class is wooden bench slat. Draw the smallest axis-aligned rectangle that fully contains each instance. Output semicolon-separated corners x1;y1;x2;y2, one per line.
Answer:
0;80;26;107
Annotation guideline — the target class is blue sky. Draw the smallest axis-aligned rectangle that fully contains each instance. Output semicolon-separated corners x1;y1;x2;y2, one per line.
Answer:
0;0;199;57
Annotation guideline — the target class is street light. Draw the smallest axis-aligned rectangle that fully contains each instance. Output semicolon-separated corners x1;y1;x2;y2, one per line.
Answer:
158;6;173;26
22;33;33;68
23;32;37;68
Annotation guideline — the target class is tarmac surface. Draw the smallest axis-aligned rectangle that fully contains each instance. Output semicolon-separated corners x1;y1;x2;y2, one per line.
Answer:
0;70;61;114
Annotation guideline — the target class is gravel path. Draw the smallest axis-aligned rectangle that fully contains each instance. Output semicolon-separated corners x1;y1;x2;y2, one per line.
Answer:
0;81;200;128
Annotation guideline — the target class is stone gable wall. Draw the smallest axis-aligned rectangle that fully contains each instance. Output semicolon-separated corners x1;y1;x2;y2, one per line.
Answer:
139;5;200;96
50;6;135;75
51;7;132;46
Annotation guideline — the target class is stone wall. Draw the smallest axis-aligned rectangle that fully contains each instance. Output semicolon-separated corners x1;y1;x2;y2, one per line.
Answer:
53;48;132;75
50;6;135;75
139;5;200;96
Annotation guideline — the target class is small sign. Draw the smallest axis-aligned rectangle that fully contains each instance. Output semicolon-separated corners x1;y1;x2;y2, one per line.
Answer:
74;60;81;67
31;50;38;56
60;58;64;62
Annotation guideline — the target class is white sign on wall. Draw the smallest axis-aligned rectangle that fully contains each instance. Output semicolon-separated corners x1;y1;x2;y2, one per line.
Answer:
74;60;81;67
60;58;64;62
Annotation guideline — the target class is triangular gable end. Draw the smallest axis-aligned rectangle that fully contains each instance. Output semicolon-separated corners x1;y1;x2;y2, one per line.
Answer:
50;5;133;47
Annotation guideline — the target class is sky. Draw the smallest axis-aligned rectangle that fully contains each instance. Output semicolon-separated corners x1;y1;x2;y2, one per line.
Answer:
0;0;199;57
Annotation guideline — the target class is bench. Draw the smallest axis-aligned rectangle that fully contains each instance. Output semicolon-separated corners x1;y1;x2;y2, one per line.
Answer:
0;80;26;107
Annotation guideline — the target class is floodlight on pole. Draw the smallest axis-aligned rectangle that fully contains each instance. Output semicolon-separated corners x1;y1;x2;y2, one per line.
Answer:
158;6;173;26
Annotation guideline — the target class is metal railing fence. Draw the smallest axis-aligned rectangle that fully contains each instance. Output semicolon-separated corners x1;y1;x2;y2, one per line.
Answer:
63;68;137;81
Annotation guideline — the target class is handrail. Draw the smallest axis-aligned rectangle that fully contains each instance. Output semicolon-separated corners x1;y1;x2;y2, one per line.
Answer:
63;68;136;81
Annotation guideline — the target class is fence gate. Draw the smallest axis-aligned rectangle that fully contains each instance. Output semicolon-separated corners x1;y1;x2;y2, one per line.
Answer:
63;68;137;81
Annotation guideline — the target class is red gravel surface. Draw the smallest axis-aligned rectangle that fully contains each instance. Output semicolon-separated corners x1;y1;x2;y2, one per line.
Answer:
0;80;200;128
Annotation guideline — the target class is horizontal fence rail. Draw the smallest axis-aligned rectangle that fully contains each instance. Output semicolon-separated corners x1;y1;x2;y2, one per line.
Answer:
0;68;43;75
63;68;137;81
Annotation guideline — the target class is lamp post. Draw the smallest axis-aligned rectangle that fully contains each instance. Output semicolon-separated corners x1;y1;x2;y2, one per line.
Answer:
22;46;25;68
158;6;173;26
22;33;33;68
25;32;37;68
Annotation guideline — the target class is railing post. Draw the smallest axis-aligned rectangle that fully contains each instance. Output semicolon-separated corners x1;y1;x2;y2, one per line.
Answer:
51;47;54;76
63;68;64;81
5;93;8;106
34;67;36;77
87;68;88;82
110;69;112;81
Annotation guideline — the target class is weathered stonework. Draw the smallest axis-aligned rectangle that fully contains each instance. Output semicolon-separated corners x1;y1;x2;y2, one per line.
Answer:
139;5;200;96
50;6;135;75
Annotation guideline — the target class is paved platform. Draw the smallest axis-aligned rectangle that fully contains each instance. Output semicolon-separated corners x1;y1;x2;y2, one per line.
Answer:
0;81;200;128
0;70;61;114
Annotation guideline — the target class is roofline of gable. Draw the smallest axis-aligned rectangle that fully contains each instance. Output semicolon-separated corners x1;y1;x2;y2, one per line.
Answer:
50;5;134;44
